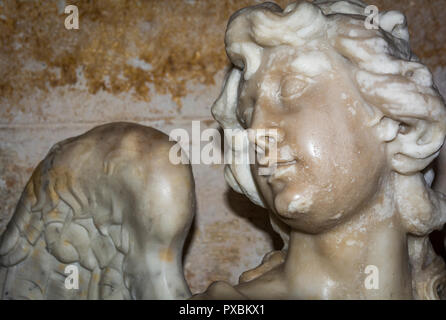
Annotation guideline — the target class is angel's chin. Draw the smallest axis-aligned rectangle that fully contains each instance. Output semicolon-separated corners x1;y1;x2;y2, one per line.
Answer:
273;191;313;219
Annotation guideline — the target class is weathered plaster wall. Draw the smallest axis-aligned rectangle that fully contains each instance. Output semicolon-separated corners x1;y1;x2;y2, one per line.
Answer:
0;0;445;295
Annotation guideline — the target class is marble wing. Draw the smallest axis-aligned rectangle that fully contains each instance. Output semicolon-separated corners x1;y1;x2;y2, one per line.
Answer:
0;122;195;300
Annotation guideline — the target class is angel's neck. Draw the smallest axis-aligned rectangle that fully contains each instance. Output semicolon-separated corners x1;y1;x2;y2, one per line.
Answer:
284;191;413;299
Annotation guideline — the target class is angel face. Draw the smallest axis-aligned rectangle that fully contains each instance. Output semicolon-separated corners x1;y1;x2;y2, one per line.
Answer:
238;46;388;233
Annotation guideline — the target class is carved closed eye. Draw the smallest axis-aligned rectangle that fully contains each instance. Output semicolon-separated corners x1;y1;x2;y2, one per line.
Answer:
279;76;309;100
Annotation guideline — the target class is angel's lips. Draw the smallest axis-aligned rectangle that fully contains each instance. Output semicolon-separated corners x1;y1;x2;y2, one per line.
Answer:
258;160;297;170
276;160;297;167
259;160;297;185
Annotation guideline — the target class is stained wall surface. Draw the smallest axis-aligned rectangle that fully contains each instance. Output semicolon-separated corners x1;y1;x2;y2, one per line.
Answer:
1;0;445;295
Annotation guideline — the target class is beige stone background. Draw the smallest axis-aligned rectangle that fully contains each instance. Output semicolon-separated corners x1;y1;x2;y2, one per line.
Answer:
0;0;445;295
